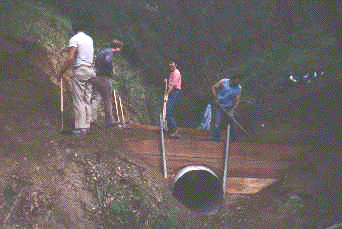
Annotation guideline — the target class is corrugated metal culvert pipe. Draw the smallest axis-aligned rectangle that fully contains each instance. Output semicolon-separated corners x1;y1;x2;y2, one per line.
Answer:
172;165;223;215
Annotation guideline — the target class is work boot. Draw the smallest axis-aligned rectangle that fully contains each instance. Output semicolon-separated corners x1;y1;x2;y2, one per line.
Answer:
70;128;90;136
106;123;118;128
169;128;180;138
91;120;102;128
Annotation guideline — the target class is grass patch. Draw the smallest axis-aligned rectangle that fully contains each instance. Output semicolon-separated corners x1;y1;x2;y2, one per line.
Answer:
0;0;72;50
111;55;161;124
75;152;183;228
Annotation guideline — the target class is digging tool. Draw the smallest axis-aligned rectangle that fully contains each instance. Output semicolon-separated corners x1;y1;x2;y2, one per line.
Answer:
118;91;126;125
222;123;230;193
216;102;251;137
113;89;121;123
60;77;64;132
160;113;168;178
162;79;168;132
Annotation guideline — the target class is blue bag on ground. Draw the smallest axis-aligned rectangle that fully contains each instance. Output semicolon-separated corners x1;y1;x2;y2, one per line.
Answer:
199;104;212;130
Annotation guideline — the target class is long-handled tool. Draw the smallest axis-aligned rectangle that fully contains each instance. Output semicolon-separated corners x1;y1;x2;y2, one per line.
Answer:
113;89;121;123
162;79;168;132
228;112;249;137
217;103;251;137
160;113;168;179
60;77;64;132
222;123;230;193
118;91;126;124
113;89;127;127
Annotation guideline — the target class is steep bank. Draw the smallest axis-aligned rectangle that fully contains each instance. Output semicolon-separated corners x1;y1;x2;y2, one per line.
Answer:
0;33;185;228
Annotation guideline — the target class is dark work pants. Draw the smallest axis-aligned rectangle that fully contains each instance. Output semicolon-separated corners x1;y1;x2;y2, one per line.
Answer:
90;75;115;125
212;106;239;141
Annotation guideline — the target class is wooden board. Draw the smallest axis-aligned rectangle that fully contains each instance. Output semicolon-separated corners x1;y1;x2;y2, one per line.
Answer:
122;125;310;194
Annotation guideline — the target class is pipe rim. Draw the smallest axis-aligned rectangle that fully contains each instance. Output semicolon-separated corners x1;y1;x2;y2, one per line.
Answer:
173;165;218;183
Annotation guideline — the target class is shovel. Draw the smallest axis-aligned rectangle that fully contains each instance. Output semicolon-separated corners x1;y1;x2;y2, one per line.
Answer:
60;77;64;132
216;102;251;137
162;79;168;132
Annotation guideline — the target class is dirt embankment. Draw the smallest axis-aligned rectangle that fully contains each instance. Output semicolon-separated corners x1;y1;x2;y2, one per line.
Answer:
0;33;341;228
0;33;187;228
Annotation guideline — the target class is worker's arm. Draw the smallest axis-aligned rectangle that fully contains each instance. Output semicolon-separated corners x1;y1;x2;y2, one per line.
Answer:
57;46;77;80
211;79;224;104
59;46;69;55
232;92;241;110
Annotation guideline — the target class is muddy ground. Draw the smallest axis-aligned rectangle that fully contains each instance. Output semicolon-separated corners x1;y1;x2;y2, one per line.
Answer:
0;34;340;229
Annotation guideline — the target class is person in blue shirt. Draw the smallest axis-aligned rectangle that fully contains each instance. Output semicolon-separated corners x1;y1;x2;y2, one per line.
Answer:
90;39;124;128
211;74;242;141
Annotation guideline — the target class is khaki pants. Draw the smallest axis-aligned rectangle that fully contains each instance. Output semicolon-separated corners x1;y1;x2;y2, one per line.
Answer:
70;66;95;129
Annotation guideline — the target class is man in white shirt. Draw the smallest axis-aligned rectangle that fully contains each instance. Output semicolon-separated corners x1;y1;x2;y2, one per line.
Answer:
58;21;95;136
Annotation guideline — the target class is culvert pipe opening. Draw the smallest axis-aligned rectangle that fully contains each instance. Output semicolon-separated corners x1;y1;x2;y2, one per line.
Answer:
172;165;223;215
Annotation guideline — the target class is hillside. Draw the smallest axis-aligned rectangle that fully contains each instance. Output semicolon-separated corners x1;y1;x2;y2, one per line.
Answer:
0;30;341;229
0;0;341;228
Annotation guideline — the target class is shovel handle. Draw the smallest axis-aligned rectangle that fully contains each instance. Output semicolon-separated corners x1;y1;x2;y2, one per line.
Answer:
60;78;63;112
217;103;250;137
60;77;64;131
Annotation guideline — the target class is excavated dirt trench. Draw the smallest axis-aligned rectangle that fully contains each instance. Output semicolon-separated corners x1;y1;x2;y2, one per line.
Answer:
123;124;310;194
0;33;333;228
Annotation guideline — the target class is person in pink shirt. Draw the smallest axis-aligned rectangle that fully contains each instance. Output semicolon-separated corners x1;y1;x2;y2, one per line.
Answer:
166;60;182;137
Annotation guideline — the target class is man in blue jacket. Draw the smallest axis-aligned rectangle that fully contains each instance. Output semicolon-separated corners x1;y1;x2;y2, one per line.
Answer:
211;74;242;141
91;39;124;128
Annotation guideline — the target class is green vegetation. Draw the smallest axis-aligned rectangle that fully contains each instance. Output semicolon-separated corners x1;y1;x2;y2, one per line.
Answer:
81;154;183;228
3;0;341;126
0;0;71;50
240;31;339;92
1;0;342;228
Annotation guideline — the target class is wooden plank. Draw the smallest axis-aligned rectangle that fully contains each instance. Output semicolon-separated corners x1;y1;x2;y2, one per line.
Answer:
226;178;277;194
121;127;309;190
140;157;289;179
124;139;306;162
122;138;305;179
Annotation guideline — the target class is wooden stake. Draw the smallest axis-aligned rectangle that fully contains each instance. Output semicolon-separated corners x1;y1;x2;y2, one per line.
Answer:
113;89;120;122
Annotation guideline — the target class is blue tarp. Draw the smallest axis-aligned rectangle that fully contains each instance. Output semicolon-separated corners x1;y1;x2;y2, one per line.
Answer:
199;104;212;130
